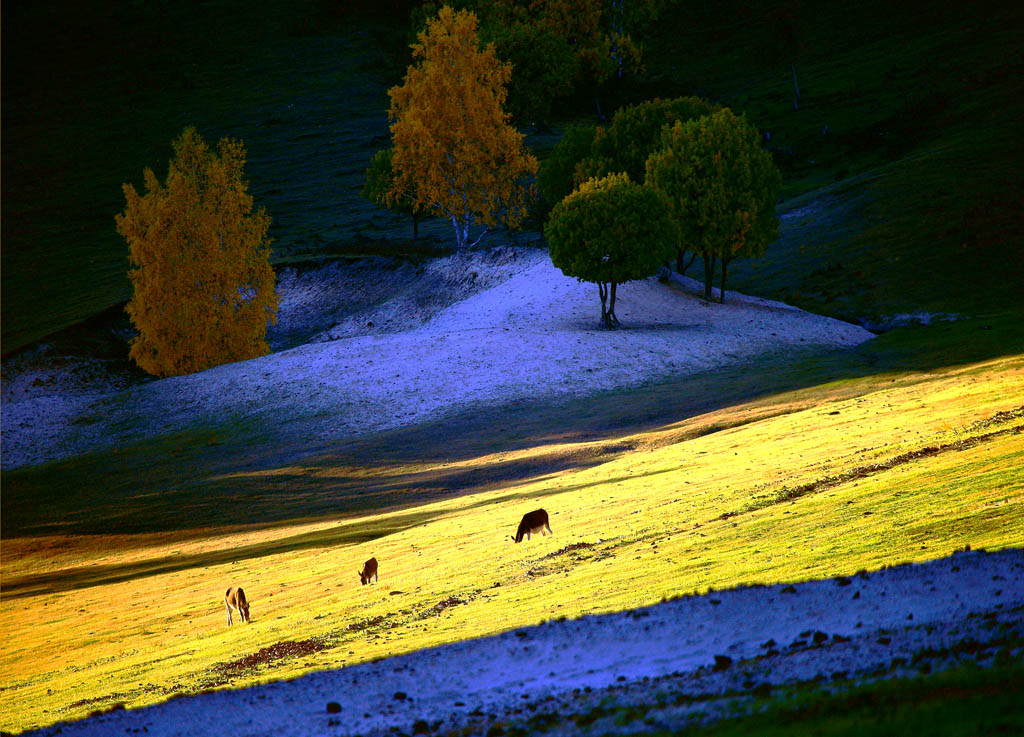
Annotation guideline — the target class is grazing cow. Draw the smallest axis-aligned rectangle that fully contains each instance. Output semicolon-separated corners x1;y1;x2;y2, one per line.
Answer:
511;509;552;543
359;557;378;585
224;586;250;625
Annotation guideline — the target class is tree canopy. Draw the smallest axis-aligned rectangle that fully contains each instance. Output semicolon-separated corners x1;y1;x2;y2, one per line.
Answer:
537;122;598;215
362;148;425;243
540;97;721;274
488;17;577;124
412;0;660;122
580;96;720;185
646;108;781;302
116;127;278;377
546;173;677;327
387;6;537;249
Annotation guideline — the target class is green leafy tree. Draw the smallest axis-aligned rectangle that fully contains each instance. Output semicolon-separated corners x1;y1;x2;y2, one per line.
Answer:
546;173;677;327
539;99;716;219
116;127;278;377
489;19;577;124
537;123;597;215
576;96;719;274
388;6;538;250
413;0;659;121
581;96;720;185
362;148;425;243
646;108;781;303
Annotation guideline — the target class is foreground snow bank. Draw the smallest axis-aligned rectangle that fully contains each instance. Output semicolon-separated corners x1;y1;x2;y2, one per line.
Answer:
30;548;1024;737
1;249;872;469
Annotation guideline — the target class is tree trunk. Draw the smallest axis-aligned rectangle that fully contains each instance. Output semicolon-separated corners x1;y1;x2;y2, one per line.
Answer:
702;253;717;301
719;256;730;303
792;64;801;110
606;282;621;328
597;281;620;328
450;215;465;249
612;0;624;79
677;248;696;276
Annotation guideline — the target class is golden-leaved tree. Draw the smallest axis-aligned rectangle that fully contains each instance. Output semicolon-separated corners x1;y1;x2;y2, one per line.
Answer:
116;127;278;377
387;6;537;250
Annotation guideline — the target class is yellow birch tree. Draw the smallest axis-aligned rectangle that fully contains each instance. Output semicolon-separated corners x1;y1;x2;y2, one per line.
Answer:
116;127;278;377
387;6;537;249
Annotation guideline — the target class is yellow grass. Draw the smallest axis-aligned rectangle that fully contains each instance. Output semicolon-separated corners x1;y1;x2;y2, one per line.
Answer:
2;356;1023;733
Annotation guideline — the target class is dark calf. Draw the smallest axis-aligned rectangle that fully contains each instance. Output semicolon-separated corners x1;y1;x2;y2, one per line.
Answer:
359;557;379;585
511;509;552;543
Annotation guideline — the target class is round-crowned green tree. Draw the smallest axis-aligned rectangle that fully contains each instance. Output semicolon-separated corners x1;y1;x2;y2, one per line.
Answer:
646;108;781;303
546;173;677;328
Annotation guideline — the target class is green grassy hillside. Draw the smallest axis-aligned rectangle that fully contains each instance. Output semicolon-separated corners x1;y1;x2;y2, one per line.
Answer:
2;350;1021;731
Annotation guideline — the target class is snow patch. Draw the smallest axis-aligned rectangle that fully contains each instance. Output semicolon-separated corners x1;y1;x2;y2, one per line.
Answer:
1;248;873;469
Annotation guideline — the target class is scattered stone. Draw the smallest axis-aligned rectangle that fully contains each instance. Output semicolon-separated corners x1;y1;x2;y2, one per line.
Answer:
394;692;407;701
326;702;341;714
713;655;732;671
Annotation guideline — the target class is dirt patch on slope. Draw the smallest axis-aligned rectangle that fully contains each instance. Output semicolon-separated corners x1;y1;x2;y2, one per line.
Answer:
207;637;330;686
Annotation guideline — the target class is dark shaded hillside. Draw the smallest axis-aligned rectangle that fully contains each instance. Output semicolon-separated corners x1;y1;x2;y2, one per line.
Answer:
1;1;413;353
2;0;1022;354
632;0;1024;323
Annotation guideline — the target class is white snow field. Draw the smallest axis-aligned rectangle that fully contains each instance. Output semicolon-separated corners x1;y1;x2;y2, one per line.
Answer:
1;248;872;469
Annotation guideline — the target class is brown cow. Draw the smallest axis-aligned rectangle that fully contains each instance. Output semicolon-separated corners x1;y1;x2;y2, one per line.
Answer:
359;557;378;585
224;586;251;625
510;509;552;543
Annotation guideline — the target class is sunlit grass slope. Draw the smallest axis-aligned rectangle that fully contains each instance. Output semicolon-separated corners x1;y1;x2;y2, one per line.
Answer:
2;355;1022;732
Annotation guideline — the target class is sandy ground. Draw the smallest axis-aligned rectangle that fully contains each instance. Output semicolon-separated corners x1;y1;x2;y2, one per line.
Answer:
25;548;1024;737
0;247;872;469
